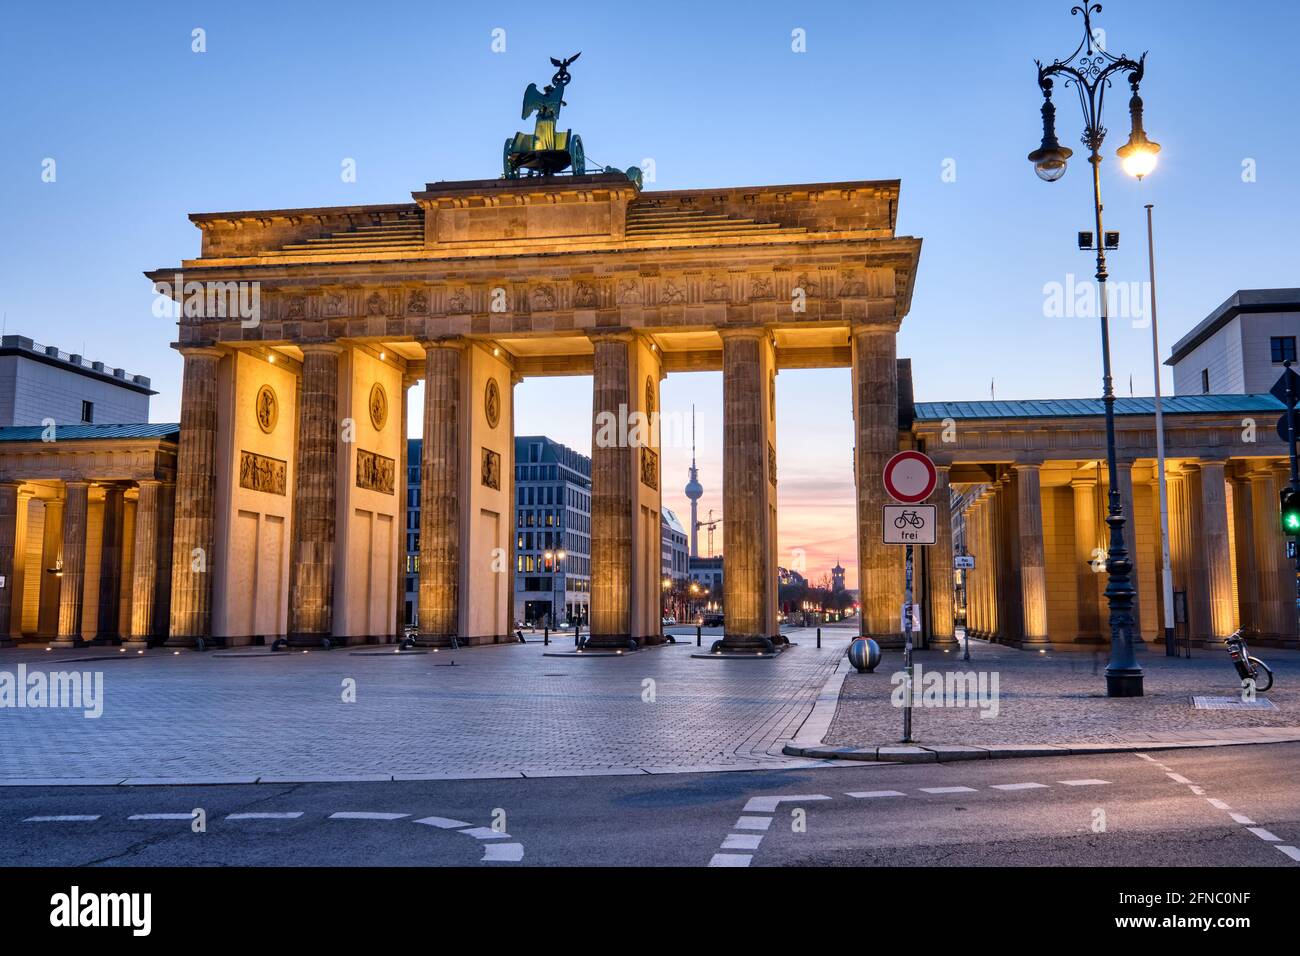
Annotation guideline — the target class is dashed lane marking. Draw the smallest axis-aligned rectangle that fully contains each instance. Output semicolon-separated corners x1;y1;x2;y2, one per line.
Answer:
1207;798;1232;810
225;812;304;820
721;833;764;851
459;827;511;840
481;842;524;863
735;816;772;831
919;786;978;794
1058;779;1110;786
846;790;905;799
128;813;194;821
1166;773;1193;785
23;815;99;822
708;853;752;867
329;811;410;820
1229;813;1256;826
1278;846;1300;862
991;783;1049;791
1246;827;1280;842
413;816;472;829
743;794;830;813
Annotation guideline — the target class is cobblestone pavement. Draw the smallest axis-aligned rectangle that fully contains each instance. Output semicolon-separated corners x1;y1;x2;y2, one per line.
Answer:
825;637;1300;748
0;628;850;782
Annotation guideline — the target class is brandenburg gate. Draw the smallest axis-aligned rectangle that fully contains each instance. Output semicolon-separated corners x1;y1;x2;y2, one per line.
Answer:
146;171;922;650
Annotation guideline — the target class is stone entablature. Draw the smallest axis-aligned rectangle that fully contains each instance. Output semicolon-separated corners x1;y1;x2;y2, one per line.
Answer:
0;438;177;483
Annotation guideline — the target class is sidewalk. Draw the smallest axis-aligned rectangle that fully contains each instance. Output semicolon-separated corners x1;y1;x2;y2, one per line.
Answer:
785;637;1300;762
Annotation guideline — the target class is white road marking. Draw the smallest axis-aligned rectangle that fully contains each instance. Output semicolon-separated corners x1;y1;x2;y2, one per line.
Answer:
481;842;524;862
1166;773;1193;785
128;813;195;821
1277;846;1300;862
413;816;471;829
1189;786;1206;795
1058;779;1109;786
735;816;772;831
743;794;829;813
1135;753;1158;762
23;815;99;822
329;811;409;821
920;786;978;794
459;826;510;840
991;783;1048;791
225;812;303;820
1247;827;1281;842
708;853;752;867
1207;798;1232;810
721;833;763;851
846;790;905;799
1229;813;1256;826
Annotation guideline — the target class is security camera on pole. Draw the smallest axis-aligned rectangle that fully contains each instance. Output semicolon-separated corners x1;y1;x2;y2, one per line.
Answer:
881;450;938;743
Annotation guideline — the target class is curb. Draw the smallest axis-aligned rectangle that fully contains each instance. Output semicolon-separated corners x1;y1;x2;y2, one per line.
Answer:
783;729;1300;763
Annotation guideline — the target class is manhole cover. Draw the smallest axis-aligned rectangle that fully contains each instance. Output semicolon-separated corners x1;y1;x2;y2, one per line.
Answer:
1191;696;1277;710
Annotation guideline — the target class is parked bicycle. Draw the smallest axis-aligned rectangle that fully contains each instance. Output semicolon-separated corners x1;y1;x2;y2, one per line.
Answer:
1225;628;1273;692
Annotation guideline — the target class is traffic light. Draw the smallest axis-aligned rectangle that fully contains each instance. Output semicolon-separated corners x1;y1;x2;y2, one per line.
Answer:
1281;486;1300;534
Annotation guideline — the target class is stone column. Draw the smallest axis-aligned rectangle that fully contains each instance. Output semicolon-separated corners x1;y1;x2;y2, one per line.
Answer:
721;329;778;649
975;490;995;638
1183;465;1212;640
37;496;63;637
927;466;956;645
1114;462;1142;639
54;480;90;647
1167;468;1192;633
10;489;32;638
1229;473;1258;634
1071;476;1103;642
417;340;463;646
1198;462;1235;641
167;346;223;646
967;501;982;636
0;482;19;646
1016;464;1048;644
852;324;901;643
128;480;162;645
95;485;125;643
1247;467;1284;638
393;374;413;642
287;343;343;646
996;475;1023;642
587;332;633;646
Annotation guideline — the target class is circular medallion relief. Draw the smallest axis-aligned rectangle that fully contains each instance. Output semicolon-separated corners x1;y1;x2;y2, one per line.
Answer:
485;377;501;429
369;382;388;431
255;384;278;434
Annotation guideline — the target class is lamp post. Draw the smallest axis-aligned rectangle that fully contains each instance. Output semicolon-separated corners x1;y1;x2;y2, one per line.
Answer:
1030;3;1160;697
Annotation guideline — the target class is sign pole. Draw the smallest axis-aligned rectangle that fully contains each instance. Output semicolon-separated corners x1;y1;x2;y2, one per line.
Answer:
903;543;914;743
962;563;971;662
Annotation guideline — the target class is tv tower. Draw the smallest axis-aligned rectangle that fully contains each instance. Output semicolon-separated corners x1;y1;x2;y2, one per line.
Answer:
684;404;704;558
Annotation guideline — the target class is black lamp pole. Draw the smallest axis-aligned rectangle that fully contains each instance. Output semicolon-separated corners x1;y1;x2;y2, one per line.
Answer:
1030;4;1161;697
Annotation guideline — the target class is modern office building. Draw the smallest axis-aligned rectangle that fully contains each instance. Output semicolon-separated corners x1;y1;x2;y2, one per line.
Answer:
1167;289;1300;395
662;507;688;581
513;435;592;626
0;335;154;425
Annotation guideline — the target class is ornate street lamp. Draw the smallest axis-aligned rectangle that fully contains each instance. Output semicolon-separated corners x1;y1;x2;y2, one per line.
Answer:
1030;3;1160;697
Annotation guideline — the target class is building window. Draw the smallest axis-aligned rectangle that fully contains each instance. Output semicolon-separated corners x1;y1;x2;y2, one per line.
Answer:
1200;369;1209;394
80;400;94;423
1271;336;1297;364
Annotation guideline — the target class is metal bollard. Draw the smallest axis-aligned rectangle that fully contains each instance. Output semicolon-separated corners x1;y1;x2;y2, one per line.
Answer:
696;625;702;647
817;627;821;649
543;627;549;647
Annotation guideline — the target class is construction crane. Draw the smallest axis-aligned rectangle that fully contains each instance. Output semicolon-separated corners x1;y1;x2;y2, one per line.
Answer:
696;508;722;557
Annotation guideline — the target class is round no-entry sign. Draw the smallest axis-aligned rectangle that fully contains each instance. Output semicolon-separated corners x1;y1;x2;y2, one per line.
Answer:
883;450;937;503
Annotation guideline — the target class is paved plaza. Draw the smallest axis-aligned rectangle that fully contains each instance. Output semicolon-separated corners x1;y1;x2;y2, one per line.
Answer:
0;627;850;783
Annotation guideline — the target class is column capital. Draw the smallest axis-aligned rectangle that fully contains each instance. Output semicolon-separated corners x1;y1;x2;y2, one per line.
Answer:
1070;475;1098;489
585;328;636;345
1014;462;1043;474
848;320;901;338
418;336;468;352
716;326;767;342
299;342;346;356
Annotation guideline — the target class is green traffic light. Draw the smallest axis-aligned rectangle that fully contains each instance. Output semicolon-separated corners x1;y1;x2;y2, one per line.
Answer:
1286;513;1300;531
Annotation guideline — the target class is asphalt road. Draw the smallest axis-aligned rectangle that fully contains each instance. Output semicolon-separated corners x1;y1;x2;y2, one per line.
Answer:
4;742;1299;867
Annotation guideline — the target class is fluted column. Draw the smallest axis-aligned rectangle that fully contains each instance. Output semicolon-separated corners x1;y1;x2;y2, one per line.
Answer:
721;328;778;648
1016;464;1048;643
1230;473;1258;634
852;324;901;643
10;489;32;639
128;480;162;644
287;343;343;646
996;475;1023;642
167;345;222;645
54;480;90;646
1114;462;1143;639
393;373;414;642
37;496;63;637
928;466;956;645
1071;476;1103;642
1199;462;1235;641
96;485;125;642
0;482;19;646
588;332;633;644
417;340;463;645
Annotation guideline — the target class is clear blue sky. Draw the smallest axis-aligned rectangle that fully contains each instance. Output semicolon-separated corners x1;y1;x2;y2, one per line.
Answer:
2;0;1295;583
